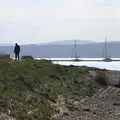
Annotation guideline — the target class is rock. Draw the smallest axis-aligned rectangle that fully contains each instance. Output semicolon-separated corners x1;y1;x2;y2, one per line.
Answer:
50;95;69;119
21;55;33;60
0;112;15;120
54;86;120;120
0;54;10;60
91;69;120;87
105;70;120;86
89;70;96;77
95;71;108;86
81;104;91;112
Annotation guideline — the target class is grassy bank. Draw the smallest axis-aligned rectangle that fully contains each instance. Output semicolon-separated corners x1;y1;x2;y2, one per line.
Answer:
0;60;102;120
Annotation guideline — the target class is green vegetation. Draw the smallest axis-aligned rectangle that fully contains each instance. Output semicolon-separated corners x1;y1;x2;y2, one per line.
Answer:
0;60;102;119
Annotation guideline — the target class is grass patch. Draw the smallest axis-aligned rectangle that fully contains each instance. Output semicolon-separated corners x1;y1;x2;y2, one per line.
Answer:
0;60;101;119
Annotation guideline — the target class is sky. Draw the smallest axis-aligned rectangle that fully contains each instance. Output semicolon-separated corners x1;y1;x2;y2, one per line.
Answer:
0;0;120;44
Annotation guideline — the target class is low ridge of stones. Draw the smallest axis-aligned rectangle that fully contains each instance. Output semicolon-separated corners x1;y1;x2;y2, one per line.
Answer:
51;69;120;120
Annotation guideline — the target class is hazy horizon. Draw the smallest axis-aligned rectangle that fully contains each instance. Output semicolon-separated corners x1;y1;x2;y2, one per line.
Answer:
1;39;120;45
0;0;120;44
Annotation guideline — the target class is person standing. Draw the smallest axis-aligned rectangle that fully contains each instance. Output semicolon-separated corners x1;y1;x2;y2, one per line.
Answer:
14;43;20;60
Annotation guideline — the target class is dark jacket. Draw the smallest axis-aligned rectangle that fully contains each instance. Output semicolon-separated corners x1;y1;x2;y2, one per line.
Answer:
14;44;20;53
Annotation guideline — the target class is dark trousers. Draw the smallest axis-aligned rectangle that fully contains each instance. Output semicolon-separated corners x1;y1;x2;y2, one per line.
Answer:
15;52;20;60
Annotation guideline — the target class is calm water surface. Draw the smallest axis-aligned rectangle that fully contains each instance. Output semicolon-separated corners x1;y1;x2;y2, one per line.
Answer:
53;61;120;71
36;58;120;71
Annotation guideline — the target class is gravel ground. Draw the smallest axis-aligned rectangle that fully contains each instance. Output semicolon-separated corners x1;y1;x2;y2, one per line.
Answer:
55;86;120;120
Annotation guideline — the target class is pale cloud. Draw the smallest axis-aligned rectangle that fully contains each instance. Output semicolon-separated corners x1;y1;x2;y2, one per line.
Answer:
0;0;120;44
96;0;120;4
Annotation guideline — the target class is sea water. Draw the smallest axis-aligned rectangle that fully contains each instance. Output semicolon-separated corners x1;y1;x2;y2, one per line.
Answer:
36;58;120;71
53;61;120;71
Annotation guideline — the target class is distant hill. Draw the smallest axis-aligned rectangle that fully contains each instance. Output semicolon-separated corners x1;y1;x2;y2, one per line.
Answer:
0;40;120;58
45;40;97;45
